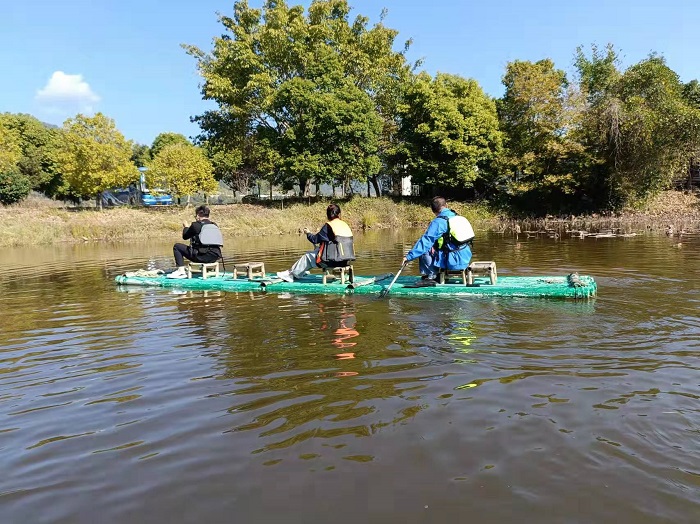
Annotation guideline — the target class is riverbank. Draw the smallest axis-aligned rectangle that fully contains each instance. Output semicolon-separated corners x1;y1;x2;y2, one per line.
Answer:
2;191;699;247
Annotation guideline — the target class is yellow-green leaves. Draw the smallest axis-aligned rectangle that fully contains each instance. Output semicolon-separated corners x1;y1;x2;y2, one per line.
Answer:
148;143;217;199
150;132;191;158
0;119;22;173
55;113;139;199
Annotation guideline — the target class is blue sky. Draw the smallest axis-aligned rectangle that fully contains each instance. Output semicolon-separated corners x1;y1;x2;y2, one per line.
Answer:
2;0;698;145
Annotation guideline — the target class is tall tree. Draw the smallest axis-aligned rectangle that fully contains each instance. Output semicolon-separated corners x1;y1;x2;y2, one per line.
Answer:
497;59;586;207
393;72;502;191
54;113;139;207
0;113;62;195
148;143;217;205
150;132;191;158
185;0;410;195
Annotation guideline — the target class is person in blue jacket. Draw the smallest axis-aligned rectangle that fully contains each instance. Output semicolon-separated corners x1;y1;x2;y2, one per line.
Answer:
402;196;472;285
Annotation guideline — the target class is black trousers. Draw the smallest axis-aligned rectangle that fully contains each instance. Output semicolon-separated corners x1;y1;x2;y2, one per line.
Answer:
173;243;219;266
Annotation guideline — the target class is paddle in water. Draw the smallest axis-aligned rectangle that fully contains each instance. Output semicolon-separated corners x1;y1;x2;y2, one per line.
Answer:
379;260;408;298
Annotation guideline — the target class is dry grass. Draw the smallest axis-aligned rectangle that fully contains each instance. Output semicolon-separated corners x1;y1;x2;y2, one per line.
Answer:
2;191;697;247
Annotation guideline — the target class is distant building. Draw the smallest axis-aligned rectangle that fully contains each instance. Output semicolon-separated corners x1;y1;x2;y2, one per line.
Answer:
400;176;412;196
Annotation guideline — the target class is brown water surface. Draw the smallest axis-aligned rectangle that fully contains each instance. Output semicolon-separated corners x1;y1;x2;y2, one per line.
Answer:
0;229;698;523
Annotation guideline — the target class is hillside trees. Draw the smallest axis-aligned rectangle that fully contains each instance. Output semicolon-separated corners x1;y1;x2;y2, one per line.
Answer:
0;113;62;194
0;118;22;173
0;119;30;204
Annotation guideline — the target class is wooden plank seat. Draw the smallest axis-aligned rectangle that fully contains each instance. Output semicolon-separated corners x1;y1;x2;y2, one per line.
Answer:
232;262;265;280
438;268;468;286
321;265;354;285
438;261;498;286
186;261;220;279
467;261;497;285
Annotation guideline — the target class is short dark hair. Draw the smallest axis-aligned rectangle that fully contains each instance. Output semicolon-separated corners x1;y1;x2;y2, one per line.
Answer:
195;205;210;218
430;196;446;213
326;203;341;220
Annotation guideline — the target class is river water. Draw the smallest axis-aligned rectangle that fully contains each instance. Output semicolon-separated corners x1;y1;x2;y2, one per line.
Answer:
0;228;698;523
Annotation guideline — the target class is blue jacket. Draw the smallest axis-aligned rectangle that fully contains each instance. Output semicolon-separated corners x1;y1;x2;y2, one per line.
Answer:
406;209;472;270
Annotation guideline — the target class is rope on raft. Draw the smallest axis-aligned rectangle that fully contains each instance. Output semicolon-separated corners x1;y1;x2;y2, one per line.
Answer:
122;269;165;278
567;272;584;287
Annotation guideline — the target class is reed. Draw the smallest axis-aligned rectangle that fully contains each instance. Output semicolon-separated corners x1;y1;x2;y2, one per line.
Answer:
1;192;697;247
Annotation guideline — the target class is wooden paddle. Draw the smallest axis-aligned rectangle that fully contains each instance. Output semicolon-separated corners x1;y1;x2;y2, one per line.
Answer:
379;260;408;298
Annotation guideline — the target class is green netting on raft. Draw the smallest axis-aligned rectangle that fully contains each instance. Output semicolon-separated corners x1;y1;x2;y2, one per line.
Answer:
114;272;597;299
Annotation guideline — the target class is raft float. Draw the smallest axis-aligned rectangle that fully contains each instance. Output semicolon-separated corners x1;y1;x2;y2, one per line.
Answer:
114;261;597;299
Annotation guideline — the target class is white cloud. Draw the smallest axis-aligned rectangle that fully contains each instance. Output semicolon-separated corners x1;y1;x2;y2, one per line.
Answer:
36;71;100;114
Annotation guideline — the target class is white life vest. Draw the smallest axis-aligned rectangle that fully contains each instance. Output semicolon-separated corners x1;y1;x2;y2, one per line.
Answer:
447;215;475;243
197;222;224;247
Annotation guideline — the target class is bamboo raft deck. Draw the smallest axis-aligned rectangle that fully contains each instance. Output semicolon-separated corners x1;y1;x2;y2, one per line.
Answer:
115;271;597;299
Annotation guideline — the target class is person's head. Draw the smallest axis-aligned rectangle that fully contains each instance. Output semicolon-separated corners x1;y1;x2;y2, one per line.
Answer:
326;203;341;220
195;205;211;220
430;196;447;214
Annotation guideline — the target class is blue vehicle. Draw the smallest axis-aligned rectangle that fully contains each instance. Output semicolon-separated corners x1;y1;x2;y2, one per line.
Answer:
106;168;174;207
137;167;173;206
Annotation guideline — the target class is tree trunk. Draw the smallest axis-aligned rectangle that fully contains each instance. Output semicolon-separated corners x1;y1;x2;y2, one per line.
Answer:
96;192;103;210
187;194;191;206
370;175;381;198
299;177;309;197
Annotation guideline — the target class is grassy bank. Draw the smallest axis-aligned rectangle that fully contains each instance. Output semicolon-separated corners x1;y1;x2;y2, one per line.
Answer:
2;192;698;247
0;197;497;247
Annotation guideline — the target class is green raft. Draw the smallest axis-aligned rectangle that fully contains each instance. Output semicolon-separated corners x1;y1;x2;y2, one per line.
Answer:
115;270;597;299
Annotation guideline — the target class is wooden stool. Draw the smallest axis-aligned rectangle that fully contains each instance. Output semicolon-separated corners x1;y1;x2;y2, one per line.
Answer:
322;265;354;285
438;268;468;286
467;261;497;285
232;262;265;280
186;261;220;279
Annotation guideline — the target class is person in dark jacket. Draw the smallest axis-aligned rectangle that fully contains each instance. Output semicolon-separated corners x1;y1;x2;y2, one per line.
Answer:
276;203;354;282
167;205;223;279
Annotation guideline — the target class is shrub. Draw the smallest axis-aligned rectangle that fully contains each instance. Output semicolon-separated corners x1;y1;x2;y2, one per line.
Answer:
361;210;378;229
0;169;31;205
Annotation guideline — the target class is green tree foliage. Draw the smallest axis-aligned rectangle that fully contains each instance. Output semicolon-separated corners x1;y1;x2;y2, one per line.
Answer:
54;113;139;205
0;113;63;195
131;143;152;167
498;59;586;208
394;72;502;190
0;168;32;205
682;80;700;109
0;118;22;173
575;51;700;206
185;0;409;195
150;132;191;158
0;120;30;205
147;143;217;203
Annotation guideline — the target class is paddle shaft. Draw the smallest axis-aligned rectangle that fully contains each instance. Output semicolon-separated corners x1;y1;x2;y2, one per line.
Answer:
381;262;407;297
